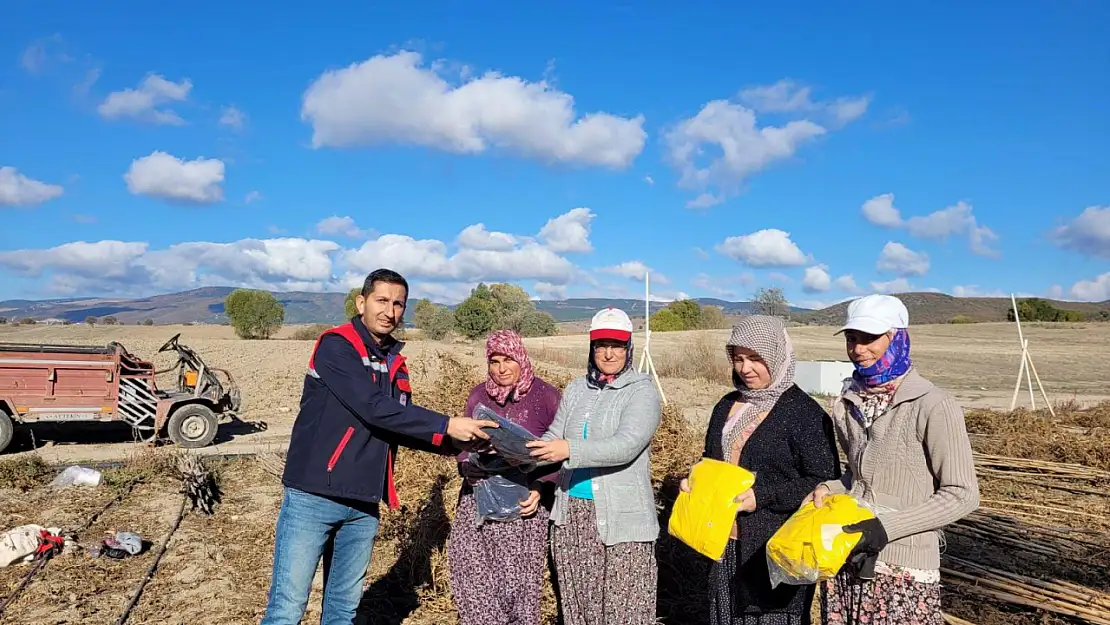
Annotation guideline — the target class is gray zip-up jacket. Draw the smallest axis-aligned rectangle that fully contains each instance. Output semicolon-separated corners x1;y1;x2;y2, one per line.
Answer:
543;369;662;546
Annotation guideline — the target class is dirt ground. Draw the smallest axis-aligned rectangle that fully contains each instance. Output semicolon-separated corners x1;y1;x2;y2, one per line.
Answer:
1;322;1108;624
2;321;1108;465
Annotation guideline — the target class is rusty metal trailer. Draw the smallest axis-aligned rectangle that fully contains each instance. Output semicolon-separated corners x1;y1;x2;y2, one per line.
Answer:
0;334;241;454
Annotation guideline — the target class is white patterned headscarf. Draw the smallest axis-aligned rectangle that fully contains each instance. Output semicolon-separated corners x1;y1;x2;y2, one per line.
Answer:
721;315;798;460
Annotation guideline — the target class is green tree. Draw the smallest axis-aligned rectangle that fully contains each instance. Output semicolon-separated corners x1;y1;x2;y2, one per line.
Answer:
225;289;285;339
19;318;35;325
454;284;498;339
698;305;728;329
0;317;7;325
102;316;119;325
143;319;155;326
413;298;456;340
753;287;788;317
517;310;558;337
650;308;687;332
85;316;97;326
490;283;533;326
668;299;703;329
344;287;360;320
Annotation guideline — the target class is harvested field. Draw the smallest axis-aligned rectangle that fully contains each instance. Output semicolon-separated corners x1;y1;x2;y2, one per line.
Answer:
1;323;1109;624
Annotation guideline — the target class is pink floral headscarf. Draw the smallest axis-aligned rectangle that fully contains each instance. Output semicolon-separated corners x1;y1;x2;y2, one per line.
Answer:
483;330;535;405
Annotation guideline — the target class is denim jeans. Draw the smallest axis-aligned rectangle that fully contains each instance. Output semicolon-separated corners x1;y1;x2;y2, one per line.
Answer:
260;487;380;625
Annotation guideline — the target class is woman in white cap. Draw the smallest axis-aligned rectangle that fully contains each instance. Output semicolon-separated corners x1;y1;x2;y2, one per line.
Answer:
527;306;662;625
805;294;979;625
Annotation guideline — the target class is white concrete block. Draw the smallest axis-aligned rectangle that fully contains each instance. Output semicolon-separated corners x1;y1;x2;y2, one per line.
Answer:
795;360;855;396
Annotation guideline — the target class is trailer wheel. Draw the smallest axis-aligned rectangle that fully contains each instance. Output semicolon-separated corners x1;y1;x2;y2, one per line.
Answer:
167;404;218;449
0;412;12;454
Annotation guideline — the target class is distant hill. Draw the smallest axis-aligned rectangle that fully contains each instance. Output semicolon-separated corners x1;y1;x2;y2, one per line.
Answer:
792;292;1110;326
0;288;801;325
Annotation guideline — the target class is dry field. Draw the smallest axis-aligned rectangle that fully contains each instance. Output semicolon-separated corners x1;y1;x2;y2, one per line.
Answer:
0;322;1108;624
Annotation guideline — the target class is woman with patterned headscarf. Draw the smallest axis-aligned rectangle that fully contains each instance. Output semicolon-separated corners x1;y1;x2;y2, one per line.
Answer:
806;295;979;625
447;329;562;625
680;314;840;624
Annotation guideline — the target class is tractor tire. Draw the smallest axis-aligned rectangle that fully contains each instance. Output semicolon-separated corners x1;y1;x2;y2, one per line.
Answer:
0;412;13;455
167;404;219;449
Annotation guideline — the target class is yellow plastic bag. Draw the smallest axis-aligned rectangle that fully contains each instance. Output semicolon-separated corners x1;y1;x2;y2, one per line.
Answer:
667;458;756;561
766;494;875;587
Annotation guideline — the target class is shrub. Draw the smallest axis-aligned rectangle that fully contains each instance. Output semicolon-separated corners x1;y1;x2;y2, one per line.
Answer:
0;317;7;325
697;305;729;329
413;299;456;340
948;315;976;324
650;308;687;332
102;316;119;325
516;310;558;337
85;316;97;326
19;318;35;325
343;287;359;320
225;288;285;339
143;318;154;326
291;324;330;341
454;285;498;339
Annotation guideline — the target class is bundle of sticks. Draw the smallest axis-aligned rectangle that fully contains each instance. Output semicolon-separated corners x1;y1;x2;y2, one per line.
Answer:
948;509;1107;562
943;555;1110;625
974;454;1110;482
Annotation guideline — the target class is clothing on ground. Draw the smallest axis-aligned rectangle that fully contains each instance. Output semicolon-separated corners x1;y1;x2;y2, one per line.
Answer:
448;489;549;625
821;568;943;625
260;487;380;625
550;497;657;625
710;539;811;625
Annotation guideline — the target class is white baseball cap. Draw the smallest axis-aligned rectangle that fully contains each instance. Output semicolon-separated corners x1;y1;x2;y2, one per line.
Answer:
836;294;909;335
589;307;634;342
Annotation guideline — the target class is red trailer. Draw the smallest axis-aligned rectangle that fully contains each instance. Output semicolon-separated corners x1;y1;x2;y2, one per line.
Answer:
0;333;241;454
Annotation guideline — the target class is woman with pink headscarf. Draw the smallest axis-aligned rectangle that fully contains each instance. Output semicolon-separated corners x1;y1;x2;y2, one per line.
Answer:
447;329;562;625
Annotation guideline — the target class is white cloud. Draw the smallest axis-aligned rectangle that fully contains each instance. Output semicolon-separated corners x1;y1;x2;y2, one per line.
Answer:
834;274;862;293
1069;273;1110;302
1046;284;1064;299
0;240;148;280
876;241;930;277
863;195;999;257
300;50;646;168
533;282;567;300
244;191;263;204
21;35;70;74
738;79;871;126
219;105;246;130
538;207;594;253
871;277;913;294
861;193;903;228
693;247;711;260
124;151;224;203
316;216;368;238
802;265;831;293
0;166;64;207
664;101;825;208
644;176;655;186
602;261;669;284
98;74;192;125
665;81;869;208
716;229;810;267
1050;206;1110;259
457;224;519;251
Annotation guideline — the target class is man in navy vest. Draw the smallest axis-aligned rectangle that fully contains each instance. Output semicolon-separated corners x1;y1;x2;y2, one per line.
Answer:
261;268;497;625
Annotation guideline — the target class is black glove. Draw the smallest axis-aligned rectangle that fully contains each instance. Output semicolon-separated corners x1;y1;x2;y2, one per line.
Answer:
842;518;888;580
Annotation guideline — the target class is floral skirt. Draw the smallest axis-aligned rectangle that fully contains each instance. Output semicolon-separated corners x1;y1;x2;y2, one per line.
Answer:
709;540;810;625
820;567;943;625
447;490;550;625
550;497;658;625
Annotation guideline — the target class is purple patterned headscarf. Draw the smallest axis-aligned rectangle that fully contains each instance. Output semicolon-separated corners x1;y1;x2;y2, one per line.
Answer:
853;328;913;387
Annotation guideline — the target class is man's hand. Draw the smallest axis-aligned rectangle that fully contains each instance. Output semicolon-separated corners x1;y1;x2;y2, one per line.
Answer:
801;483;831;508
526;439;570;463
519;489;541;518
447;417;497;442
734;488;757;513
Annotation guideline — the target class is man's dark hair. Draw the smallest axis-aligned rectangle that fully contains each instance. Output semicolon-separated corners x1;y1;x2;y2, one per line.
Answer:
361;268;409;299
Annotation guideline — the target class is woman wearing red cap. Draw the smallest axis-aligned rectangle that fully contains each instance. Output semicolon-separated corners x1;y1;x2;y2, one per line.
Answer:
527;307;663;625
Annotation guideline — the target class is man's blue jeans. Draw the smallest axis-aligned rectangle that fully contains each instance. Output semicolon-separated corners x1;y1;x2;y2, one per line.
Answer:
260;487;380;625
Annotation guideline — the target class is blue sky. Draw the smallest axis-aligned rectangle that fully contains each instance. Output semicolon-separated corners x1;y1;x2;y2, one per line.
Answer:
1;2;1108;308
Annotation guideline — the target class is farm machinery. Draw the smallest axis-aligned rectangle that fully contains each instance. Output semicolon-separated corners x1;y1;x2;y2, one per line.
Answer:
0;333;242;454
